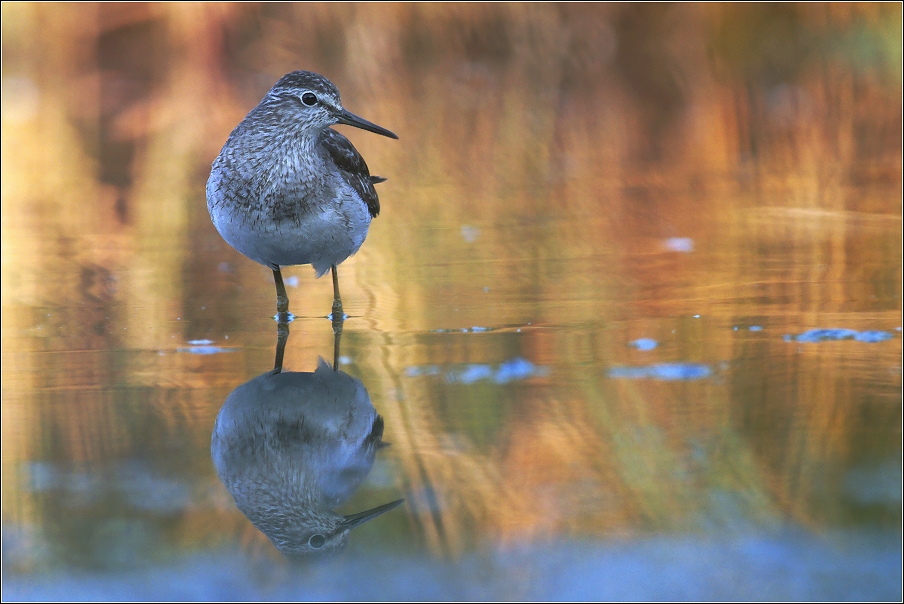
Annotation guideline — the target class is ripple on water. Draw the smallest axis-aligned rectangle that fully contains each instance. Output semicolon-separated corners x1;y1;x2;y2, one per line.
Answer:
405;357;548;384
784;328;894;343
608;363;713;381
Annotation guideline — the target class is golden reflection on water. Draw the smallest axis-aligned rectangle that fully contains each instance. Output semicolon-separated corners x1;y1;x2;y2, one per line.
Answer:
1;1;901;590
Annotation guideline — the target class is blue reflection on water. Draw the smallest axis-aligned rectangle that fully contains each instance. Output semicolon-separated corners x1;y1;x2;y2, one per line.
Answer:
406;357;548;384
784;328;894;343
176;345;236;355
664;237;694;252
5;532;900;601
629;338;659;351
843;461;903;505
608;363;712;381
430;326;494;333
24;461;193;514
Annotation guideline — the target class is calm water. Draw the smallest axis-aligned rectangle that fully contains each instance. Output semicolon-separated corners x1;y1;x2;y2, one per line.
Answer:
2;4;902;601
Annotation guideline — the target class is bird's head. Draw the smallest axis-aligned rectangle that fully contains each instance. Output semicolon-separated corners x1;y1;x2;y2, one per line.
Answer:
275;498;406;560
264;70;398;139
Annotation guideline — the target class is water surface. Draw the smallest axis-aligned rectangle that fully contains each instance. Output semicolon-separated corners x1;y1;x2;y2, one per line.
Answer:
2;3;901;601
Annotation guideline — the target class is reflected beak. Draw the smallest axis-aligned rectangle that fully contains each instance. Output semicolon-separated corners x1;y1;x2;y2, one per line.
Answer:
336;109;399;139
340;498;405;531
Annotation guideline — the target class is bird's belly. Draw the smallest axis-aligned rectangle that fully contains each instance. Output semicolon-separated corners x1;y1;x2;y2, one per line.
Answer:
214;193;371;277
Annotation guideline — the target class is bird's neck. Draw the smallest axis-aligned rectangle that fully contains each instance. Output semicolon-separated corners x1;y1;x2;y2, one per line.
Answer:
247;124;327;187
247;102;325;157
282;127;322;157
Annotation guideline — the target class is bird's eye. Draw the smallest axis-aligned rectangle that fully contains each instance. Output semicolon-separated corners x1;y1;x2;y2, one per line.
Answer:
308;534;326;548
301;92;317;106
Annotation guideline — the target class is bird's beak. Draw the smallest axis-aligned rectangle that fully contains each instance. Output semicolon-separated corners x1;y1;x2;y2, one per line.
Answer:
340;498;405;531
336;109;399;139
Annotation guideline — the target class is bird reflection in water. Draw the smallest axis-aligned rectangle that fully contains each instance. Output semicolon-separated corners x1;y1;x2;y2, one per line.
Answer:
211;317;404;559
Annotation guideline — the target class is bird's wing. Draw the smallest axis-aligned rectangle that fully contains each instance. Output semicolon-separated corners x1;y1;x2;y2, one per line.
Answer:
366;414;385;449
320;128;384;219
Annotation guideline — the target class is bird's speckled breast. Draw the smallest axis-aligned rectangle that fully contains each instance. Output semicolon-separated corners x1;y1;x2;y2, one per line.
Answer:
207;138;372;276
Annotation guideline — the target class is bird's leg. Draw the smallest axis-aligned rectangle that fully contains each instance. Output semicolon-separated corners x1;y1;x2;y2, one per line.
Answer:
272;269;291;373
332;316;343;371
272;266;290;319
330;264;345;368
272;320;290;375
330;264;344;321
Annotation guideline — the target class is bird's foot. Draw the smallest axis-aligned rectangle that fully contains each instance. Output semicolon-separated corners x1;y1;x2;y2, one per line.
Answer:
329;299;346;322
330;302;345;336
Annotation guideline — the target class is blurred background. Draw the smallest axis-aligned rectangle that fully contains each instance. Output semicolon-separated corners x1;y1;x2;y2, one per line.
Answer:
2;3;902;600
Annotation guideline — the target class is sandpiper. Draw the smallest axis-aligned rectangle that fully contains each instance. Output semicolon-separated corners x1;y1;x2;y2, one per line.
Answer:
212;325;403;559
212;358;403;558
206;71;397;320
